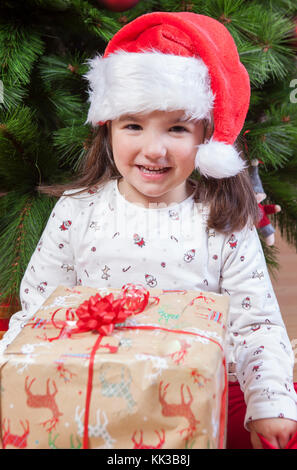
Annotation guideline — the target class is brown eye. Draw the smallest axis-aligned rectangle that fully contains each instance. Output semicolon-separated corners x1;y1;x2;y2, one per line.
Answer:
170;126;188;133
125;124;142;130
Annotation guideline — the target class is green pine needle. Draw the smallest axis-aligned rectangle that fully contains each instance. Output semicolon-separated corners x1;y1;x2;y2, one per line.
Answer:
0;21;44;86
38;54;90;84
53;124;89;170
0;191;57;302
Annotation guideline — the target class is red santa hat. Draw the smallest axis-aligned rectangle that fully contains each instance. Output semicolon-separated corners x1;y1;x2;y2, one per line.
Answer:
84;12;250;179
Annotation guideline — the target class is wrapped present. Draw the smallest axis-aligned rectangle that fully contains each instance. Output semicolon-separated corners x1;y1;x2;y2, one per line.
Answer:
0;284;229;449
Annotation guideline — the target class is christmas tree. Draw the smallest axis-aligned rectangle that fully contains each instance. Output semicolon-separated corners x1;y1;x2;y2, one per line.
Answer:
0;0;297;312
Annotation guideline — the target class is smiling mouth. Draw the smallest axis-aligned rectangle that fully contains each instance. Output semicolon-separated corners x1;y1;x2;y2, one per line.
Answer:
137;165;170;174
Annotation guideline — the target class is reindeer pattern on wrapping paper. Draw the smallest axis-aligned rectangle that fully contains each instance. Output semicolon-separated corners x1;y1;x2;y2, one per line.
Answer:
75;406;116;449
24;376;63;432
98;364;136;413
158;381;199;440
131;429;166;449
1;419;30;449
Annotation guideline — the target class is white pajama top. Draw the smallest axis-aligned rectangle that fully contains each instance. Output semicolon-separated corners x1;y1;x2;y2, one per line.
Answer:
1;178;297;427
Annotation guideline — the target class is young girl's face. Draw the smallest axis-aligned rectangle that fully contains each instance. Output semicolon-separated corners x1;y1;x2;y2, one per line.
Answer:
109;110;206;207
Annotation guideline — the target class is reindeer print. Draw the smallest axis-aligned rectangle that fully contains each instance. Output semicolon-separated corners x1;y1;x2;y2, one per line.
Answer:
169;340;191;365
2;419;30;449
159;381;199;440
25;376;63;432
98;365;136;413
75;406;115;449
55;360;77;383
131;430;165;449
190;369;211;387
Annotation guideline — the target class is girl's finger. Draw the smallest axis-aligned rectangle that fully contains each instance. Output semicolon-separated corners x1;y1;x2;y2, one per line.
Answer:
256;432;280;449
278;432;290;449
250;432;263;449
267;436;281;449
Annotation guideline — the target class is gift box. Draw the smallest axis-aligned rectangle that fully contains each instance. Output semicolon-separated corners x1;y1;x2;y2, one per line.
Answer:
0;284;229;449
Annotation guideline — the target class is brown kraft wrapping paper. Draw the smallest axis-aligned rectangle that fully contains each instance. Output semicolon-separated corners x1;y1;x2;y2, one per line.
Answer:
0;285;229;449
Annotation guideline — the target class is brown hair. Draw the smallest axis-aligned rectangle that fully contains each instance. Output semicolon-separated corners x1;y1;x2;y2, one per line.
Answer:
197;169;259;233
38;123;259;234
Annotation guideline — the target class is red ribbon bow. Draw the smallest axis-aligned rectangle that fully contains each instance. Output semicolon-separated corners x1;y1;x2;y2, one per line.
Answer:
74;293;131;336
73;283;150;335
49;283;150;340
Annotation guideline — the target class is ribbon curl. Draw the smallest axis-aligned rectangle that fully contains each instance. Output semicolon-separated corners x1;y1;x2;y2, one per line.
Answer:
73;283;150;335
47;283;150;341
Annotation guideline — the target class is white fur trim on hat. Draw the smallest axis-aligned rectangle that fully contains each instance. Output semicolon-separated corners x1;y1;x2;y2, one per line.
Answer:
84;50;214;125
195;140;247;178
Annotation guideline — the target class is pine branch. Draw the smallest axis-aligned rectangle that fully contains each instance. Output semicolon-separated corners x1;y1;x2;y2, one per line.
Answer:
158;0;189;12
38;54;89;84
0;107;43;190
0;20;44;86
53;124;90;171
26;0;71;9
261;0;297;16
0;107;40;154
0;191;57;302
122;0;160;19
48;89;87;121
159;0;296;87
0;80;28;110
243;102;297;169
231;4;295;85
71;0;121;41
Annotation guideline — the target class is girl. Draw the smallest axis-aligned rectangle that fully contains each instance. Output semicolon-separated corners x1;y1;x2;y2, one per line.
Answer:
1;11;297;449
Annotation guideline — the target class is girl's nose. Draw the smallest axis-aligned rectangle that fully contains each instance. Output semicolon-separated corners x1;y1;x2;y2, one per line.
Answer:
142;133;167;159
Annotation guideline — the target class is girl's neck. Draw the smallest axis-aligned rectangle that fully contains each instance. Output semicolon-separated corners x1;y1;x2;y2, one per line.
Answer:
117;178;195;209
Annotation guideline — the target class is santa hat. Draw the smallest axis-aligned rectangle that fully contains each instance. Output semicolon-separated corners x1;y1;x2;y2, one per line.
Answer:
84;12;251;179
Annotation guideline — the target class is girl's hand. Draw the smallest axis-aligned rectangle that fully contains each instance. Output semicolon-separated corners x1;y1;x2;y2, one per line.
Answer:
248;418;297;449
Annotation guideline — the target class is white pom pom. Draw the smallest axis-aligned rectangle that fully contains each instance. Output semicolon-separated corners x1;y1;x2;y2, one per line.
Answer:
195;140;247;178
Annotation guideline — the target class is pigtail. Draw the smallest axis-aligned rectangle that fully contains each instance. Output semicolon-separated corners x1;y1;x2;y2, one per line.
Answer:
197;167;260;234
